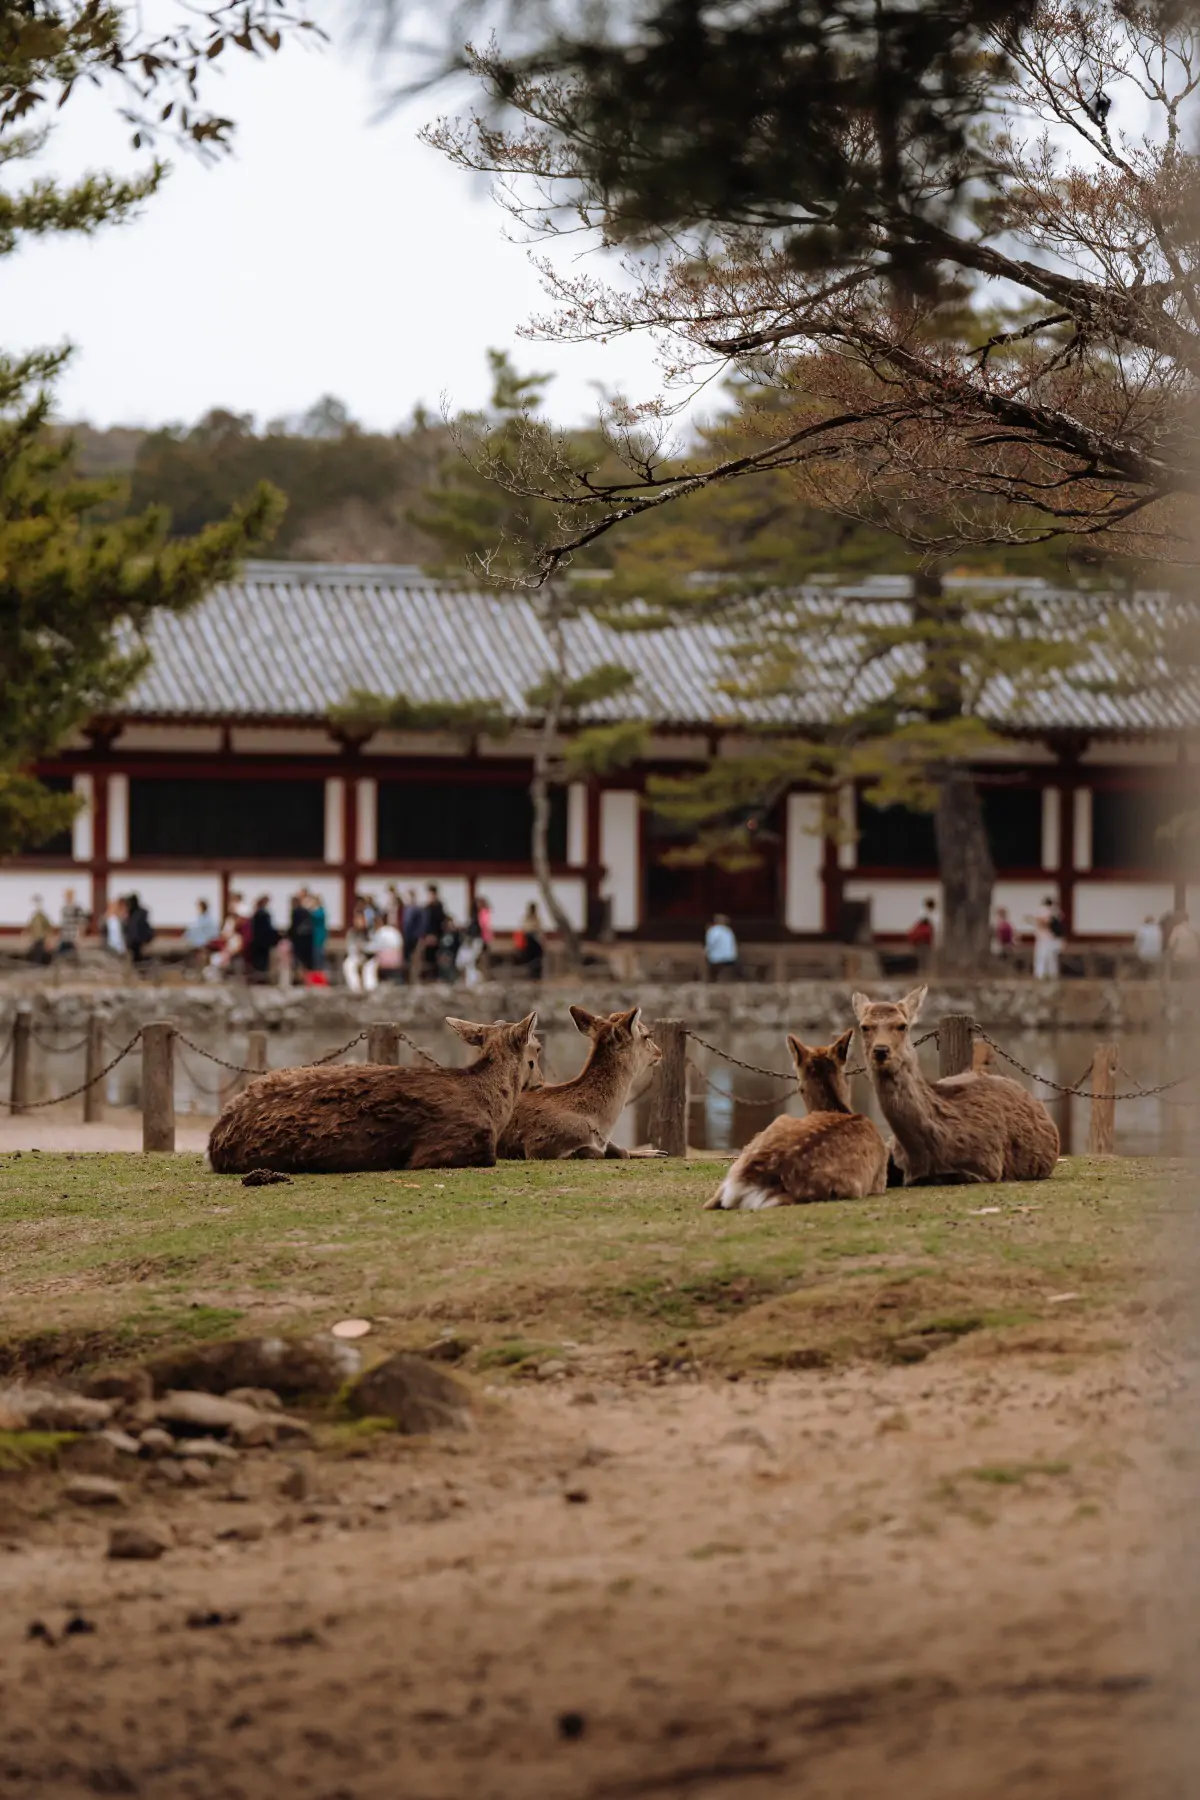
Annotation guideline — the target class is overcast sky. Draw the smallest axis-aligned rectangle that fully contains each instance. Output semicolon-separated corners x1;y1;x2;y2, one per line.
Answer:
11;29;665;432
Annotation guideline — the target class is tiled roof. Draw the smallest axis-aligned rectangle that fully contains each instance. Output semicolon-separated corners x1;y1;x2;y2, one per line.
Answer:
119;561;1196;735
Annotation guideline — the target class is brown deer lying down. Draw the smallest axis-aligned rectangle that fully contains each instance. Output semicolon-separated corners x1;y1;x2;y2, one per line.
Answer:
498;1005;663;1159
853;986;1059;1184
208;1014;540;1175
705;1028;889;1210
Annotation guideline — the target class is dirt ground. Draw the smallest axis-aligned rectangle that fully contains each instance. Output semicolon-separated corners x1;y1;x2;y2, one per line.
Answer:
0;1347;1190;1800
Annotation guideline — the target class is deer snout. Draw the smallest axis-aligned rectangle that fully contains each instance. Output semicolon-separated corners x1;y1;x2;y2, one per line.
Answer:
872;1044;890;1065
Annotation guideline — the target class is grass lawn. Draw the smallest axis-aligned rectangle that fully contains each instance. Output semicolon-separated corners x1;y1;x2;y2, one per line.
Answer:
0;1152;1180;1381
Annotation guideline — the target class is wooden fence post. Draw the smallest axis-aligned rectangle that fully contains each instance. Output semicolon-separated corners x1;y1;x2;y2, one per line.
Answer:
1088;1042;1118;1157
246;1030;268;1081
648;1019;688;1157
9;1008;31;1115
142;1022;176;1153
83;1013;106;1123
938;1014;974;1079
367;1022;400;1065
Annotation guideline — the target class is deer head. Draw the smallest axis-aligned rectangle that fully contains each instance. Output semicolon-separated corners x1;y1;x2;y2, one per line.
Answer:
786;1027;854;1112
446;1013;542;1088
569;1004;662;1085
851;987;927;1079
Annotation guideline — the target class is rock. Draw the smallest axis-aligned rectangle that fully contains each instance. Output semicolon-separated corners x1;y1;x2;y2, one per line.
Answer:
216;1519;265;1542
5;1387;115;1433
273;1416;313;1445
149;1460;185;1487
98;1429;142;1457
226;1387;283;1413
138;1428;176;1459
720;1426;774;1452
278;1463;310;1501
537;1360;569;1380
64;1476;126;1507
241;1169;294;1186
108;1523;172;1561
155;1391;276;1440
61;1436;123;1476
124;1399;159;1431
170;1436;238;1463
179;1459;211;1487
81;1369;153;1407
346;1354;471;1435
146;1336;361;1401
229;1414;278;1450
422;1334;472;1364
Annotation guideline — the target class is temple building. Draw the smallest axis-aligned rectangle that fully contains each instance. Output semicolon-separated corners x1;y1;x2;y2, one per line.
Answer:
5;561;1194;940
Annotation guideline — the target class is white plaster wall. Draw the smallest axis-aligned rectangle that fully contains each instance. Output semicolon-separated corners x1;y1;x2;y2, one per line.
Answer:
356;779;377;865
1080;741;1177;766
0;873;93;929
837;786;857;870
108;774;129;862
599;791;640;931
843;879;943;936
72;773;93;863
993;881;1061;934
567;783;587;867
364;730;468;758
324;780;345;865
1073;881;1175;934
1074;787;1093;871
480;877;586;933
785;794;825;932
361;876;468;922
116;724;223;752
230;726;335;754
118;873;222;930
235;876;345;932
1041;787;1060;871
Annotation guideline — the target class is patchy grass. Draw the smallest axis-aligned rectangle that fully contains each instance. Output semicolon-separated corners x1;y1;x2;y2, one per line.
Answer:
0;1152;1181;1381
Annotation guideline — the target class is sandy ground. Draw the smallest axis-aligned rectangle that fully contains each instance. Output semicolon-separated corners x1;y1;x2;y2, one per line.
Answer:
0;1351;1190;1800
0;1115;215;1154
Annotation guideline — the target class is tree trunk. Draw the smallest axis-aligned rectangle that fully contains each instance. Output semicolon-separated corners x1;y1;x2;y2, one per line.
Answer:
934;766;994;969
913;567;994;971
531;602;583;967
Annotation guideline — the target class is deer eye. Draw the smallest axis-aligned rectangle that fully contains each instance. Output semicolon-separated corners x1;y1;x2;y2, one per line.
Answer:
896;1023;907;1033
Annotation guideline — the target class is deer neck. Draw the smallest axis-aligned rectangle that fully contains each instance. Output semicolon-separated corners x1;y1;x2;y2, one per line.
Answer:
868;1056;943;1152
463;1048;524;1128
552;1038;640;1131
801;1074;852;1116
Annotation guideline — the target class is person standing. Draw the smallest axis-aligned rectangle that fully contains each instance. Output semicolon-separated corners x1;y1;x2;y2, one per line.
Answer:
1134;913;1163;975
309;892;328;973
992;905;1015;962
374;916;404;983
343;906;379;993
104;898;127;960
419;883;446;983
513;901;544;981
1026;896;1062;981
122;892;154;968
1167;911;1199;981
704;912;740;982
56;887;87;960
289;890;315;973
24;895;53;965
183;898;220;971
401;889;423;978
248;895;278;982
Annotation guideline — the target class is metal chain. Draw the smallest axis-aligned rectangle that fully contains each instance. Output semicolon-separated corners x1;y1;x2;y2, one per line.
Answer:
308;1030;370;1065
395;1029;440;1069
972;1026;1197;1102
685;1026;937;1084
175;1048;240;1103
30;1032;90;1054
686;1058;793;1107
0;1030;12;1075
171;1028;368;1074
0;1030;142;1111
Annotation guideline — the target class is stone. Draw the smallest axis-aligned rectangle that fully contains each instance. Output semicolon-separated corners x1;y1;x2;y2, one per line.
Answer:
108;1524;172;1561
146;1336;361;1401
346;1354;471;1435
98;1429;142;1457
720;1426;774;1452
216;1519;265;1543
273;1416;313;1445
64;1476;126;1507
226;1388;284;1413
537;1360;569;1380
81;1369;154;1407
138;1428;176;1459
229;1415;278;1450
155;1391;276;1439
278;1463;310;1501
170;1436;238;1463
179;1459;211;1487
5;1386;114;1433
60;1436;123;1476
149;1460;185;1487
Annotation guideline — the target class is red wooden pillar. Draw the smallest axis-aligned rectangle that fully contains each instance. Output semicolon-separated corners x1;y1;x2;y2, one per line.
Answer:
343;776;360;930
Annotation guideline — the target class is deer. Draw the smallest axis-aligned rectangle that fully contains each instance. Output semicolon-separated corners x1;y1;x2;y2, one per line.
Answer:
207;1013;541;1175
705;1028;889;1210
498;1004;663;1159
852;986;1059;1185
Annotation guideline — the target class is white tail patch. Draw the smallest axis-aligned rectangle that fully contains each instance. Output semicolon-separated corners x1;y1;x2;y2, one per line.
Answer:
714;1173;781;1212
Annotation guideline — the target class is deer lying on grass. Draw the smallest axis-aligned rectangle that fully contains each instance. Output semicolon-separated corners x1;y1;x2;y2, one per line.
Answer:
853;987;1059;1184
208;1014;540;1175
498;1005;663;1159
705;1028;889;1210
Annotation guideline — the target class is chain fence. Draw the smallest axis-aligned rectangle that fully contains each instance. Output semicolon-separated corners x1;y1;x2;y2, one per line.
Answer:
0;1029;143;1112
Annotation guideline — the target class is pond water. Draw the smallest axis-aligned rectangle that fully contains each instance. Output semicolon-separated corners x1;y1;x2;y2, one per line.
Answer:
19;1020;1198;1159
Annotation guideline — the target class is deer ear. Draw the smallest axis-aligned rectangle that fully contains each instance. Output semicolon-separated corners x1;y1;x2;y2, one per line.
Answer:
832;1027;855;1062
445;1017;488;1046
786;1034;808;1069
851;991;872;1023
569;1004;597;1034
901;984;928;1023
511;1011;538;1045
616;1006;642;1033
